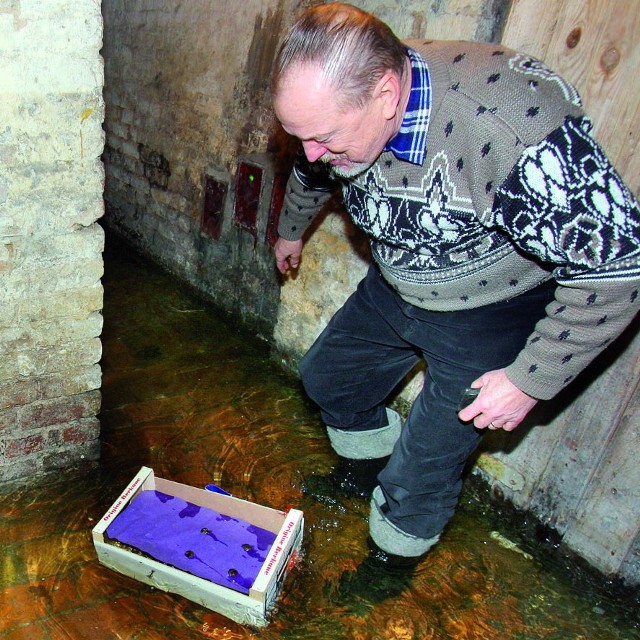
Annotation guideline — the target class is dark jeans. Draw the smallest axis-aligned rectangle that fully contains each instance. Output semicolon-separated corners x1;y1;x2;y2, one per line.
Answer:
299;266;555;540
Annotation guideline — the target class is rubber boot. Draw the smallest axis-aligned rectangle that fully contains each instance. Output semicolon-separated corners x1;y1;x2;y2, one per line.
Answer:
302;455;390;502
366;536;426;572
367;485;440;568
332;546;415;611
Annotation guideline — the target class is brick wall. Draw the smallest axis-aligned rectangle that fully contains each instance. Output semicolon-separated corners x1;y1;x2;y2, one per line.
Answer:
101;0;300;339
0;0;105;482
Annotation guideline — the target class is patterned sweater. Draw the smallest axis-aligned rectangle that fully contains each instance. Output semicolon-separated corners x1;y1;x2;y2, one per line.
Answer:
277;40;640;400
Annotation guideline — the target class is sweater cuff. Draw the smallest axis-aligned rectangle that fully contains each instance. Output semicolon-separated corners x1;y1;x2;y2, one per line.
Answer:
504;361;563;401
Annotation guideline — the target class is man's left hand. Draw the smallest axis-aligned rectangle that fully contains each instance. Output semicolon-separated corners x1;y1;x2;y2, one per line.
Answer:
457;369;537;432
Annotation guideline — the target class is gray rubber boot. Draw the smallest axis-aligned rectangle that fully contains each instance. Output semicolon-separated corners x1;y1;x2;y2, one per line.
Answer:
325;408;402;460
302;408;402;501
368;485;440;569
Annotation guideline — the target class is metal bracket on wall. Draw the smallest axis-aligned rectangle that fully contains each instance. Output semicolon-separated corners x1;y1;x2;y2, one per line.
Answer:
266;173;286;247
202;175;228;240
233;161;263;236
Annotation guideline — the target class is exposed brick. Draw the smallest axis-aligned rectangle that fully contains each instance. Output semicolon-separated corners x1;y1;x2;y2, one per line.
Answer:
0;379;38;411
5;434;46;459
38;365;102;401
0;336;103;381
42;439;100;471
18;390;101;430
0;408;18;431
62;417;101;445
63;427;88;445
0;367;101;412
0;0;103;482
0;458;42;483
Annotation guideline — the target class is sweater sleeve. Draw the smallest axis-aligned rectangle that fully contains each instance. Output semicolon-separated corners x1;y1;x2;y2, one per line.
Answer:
493;116;640;399
277;148;339;241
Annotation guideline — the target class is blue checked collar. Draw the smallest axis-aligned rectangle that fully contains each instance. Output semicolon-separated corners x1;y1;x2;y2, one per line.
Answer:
384;47;431;165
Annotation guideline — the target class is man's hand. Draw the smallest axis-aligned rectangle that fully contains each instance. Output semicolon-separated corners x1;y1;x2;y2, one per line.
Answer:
275;237;304;274
457;369;538;432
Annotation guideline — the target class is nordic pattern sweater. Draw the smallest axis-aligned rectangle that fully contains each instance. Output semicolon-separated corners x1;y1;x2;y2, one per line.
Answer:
277;40;640;400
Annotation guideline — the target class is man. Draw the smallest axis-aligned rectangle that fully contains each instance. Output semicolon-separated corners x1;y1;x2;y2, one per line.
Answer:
271;2;640;568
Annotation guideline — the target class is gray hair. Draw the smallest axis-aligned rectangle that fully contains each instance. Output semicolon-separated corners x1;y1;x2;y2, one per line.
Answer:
272;3;407;110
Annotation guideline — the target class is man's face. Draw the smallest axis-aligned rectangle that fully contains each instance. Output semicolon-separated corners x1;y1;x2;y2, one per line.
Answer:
274;64;391;177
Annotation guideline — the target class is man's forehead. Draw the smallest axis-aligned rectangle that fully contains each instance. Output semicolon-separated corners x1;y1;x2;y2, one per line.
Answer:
278;61;328;93
274;65;342;135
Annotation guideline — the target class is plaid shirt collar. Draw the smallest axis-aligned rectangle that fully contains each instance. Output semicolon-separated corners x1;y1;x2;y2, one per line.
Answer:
384;47;431;165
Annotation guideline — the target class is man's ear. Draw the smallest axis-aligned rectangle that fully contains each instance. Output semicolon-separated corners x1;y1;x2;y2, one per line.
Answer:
375;70;402;120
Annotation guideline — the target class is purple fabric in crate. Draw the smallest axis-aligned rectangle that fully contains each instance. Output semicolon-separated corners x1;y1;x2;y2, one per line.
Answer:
106;490;276;594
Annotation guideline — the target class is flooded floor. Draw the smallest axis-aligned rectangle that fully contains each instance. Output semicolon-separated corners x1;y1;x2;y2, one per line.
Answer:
1;232;639;639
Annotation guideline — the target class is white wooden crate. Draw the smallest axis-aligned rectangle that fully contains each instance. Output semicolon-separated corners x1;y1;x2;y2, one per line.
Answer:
92;466;303;627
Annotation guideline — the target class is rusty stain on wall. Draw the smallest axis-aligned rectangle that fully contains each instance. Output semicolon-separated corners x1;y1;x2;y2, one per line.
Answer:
475;0;512;43
79;107;94;159
0;242;15;273
245;4;285;94
233;2;287;158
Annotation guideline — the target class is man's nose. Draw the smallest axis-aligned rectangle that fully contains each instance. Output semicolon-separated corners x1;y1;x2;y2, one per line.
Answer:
302;140;327;163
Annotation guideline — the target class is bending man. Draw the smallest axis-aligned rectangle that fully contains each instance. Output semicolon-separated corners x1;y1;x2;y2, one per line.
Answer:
271;3;640;568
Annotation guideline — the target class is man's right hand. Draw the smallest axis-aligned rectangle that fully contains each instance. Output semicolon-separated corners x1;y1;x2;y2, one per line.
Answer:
275;237;304;274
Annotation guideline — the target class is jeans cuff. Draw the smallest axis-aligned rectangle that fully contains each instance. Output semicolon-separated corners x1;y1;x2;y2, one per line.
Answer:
369;486;440;557
326;408;402;459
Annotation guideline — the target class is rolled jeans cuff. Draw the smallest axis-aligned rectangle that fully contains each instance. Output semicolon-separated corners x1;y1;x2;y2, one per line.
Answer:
369;486;440;557
326;408;402;460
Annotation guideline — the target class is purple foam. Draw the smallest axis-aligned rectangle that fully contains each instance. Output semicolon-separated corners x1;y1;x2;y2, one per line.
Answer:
106;490;276;594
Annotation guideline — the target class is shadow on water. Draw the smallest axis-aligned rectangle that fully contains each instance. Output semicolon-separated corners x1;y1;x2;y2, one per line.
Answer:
1;230;639;639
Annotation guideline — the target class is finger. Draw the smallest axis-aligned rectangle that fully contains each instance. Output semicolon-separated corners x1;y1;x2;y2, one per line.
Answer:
501;421;519;432
476;417;499;430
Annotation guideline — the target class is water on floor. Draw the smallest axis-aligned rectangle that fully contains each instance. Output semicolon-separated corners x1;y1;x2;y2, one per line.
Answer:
1;233;639;639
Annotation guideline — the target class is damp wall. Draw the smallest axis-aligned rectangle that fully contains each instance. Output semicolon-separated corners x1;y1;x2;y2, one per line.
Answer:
100;0;509;338
101;0;301;340
100;0;639;585
0;0;105;482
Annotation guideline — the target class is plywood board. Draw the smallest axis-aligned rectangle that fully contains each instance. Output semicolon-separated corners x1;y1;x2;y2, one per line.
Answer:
502;0;640;195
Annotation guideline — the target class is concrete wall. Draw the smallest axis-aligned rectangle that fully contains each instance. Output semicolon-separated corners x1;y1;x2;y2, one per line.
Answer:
0;0;105;482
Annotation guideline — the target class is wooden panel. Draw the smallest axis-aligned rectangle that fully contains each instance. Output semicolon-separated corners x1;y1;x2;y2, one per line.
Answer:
502;0;640;196
479;322;640;523
499;0;640;580
530;324;640;522
563;390;640;575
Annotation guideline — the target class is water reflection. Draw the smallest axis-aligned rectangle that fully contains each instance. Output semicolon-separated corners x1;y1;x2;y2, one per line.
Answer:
0;232;638;639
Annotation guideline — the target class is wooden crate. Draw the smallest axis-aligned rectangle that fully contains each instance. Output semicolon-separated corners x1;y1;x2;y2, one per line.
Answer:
92;466;303;627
